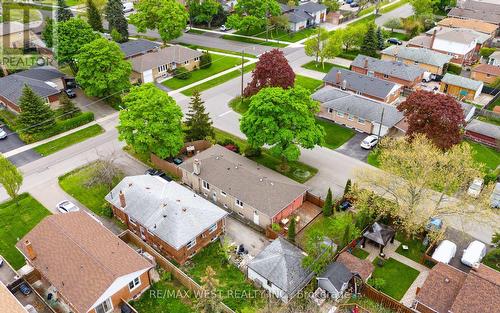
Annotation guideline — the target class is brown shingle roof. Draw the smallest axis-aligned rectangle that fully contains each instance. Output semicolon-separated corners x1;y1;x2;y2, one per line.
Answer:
438;17;498;34
16;212;152;313
472;64;500;77
0;282;28;313
131;45;202;72
336;252;374;281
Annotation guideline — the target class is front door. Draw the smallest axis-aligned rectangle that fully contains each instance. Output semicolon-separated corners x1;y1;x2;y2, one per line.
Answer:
253;210;260;225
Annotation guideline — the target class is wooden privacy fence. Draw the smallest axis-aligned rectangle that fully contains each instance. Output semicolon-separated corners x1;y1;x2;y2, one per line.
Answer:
361;284;416;313
306;191;324;207
119;230;235;313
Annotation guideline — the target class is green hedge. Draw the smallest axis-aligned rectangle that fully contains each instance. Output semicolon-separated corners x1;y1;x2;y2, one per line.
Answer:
20;112;94;143
0;109;19;130
446;63;462;75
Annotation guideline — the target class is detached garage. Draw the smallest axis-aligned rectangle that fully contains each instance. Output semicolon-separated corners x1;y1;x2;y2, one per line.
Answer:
465;119;500;149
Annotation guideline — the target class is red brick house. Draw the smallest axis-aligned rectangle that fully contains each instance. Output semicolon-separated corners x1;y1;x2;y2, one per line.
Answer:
16;212;153;313
465;119;500;149
105;175;228;264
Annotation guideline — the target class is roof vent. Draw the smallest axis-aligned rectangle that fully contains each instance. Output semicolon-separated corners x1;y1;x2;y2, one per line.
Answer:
259;178;263;182
444;278;450;283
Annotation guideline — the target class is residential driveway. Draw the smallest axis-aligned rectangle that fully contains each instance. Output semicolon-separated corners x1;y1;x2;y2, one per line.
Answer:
335;132;372;161
73;88;117;118
375;3;414;27
0;126;42;166
443;227;491;273
225;217;270;257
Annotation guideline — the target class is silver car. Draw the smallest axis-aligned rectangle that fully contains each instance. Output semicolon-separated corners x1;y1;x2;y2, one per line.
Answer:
56;200;80;213
0;127;7;140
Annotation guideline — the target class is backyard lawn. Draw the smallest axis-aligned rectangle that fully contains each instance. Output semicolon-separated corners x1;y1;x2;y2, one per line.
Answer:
316;118;356;150
162;54;245;90
0;194;51;269
395;233;427;265
295;75;323;92
302;61;349;73
181;243;264;312
132;277;195;313
35;124;103;156
467;140;500;172
371;257;420;300
58;162;123;217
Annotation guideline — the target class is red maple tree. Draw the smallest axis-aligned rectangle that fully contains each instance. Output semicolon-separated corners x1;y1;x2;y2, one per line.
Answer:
397;90;465;150
244;49;295;97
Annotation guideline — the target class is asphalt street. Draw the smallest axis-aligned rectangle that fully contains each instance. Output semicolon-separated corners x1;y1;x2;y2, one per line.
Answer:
375;3;414;27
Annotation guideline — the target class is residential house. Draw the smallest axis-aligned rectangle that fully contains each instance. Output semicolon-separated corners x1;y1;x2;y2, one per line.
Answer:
0;282;29;313
16;212;153;313
247;237;313;302
465;118;500;148
488;51;500;66
0;66;64;113
448;0;500;26
471;63;500;84
380;46;453;75
425;27;492;53
351;55;425;89
105;175;228;264
439;73;483;101
413;262;500;313
437;17;498;36
323;68;402;104
0;22;33;49
317;252;374;300
119;39;161;59
129;45;202;83
179;144;309;229
312;86;405;136
279;2;327;32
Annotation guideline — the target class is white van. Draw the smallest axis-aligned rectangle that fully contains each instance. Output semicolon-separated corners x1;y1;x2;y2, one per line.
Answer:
461;240;487;267
432;240;457;264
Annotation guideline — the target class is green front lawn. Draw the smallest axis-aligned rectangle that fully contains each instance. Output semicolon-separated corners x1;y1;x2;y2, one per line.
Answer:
316;118;356;149
236;27;316;43
351;247;370;259
182;243;264;312
177;43;257;58
302;61;350;73
371;257;420;300
213;128;318;183
58;163;123;217
0;194;51;269
395;233;427;265
162;54;245;90
132;278;195;312
295;75;323;92
467;140;500;172
34;124;104;156
221;34;288;48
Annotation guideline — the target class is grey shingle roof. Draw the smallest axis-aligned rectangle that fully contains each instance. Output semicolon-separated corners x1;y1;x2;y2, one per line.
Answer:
465;119;500;140
280;1;326;23
0;73;60;105
441;73;483;91
105;175;228;250
448;1;500;25
131;45;202;72
14;65;64;81
248;238;313;296
323;68;399;100
318;261;353;291
352;55;425;82
426;27;489;45
311;86;404;128
381;46;453;67
119;39;161;59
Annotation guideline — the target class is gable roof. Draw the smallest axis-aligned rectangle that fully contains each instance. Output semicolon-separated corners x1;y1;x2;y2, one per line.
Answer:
311;86;404;128
465;118;500;139
0;73;60;106
131;45;202;73
381;46;453;67
448;1;500;24
14;66;64;81
248;238;313;296
323;68;400;100
179;145;309;218
105;175;228;250
318;261;353;291
427;27;489;45
437;17;498;34
16;212;152;313
407;35;433;49
441;73;483;91
336;252;374;281
352;55;425;82
0;282;28;313
118;39;161;59
472;63;500;76
280;2;326;22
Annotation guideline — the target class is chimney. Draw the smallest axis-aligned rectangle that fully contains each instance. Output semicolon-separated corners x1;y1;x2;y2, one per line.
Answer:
430;29;437;49
119;190;126;208
24;240;36;260
193;159;201;175
363;58;368;69
336;70;341;85
341;79;347;90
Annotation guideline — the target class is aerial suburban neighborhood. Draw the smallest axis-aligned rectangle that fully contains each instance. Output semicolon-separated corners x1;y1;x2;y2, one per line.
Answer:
0;0;499;312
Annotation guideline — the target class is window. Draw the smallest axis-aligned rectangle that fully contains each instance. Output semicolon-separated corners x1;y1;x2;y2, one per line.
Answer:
235;199;244;207
186;239;197;249
129;216;136;226
95;299;112;313
414;61;419;65
220;191;227;197
328;108;334;113
184;60;189;64
347;114;354;121
128;277;141;291
356;91;361;95
358;118;365;124
157;64;167;72
337;111;344;118
202;180;210;190
383;74;389;78
209;223;217;233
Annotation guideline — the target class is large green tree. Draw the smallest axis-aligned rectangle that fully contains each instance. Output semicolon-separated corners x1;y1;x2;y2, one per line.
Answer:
17;86;55;134
188;0;221;28
105;0;129;42
59;93;81;120
57;0;73;22
185;90;214;142
226;0;281;33
129;0;189;44
87;0;103;32
0;155;23;202
41;18;54;48
55;18;99;71
361;23;378;57
304;27;329;63
118;84;184;159
75;38;131;99
240;86;325;167
410;0;435;17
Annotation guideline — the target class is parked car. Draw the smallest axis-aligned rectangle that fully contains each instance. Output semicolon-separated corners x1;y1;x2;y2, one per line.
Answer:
123;2;134;13
56;200;80;214
339;200;352;211
220;25;230;31
360;135;379;149
19;283;32;295
65;88;76;98
461;240;487;267
467;178;484;197
387;38;402;45
0;127;7;140
422;72;436;82
24;304;38;313
490;182;500;208
144;168;172;181
350;2;359;7
432;240;457;264
173;157;183;165
346;0;354;3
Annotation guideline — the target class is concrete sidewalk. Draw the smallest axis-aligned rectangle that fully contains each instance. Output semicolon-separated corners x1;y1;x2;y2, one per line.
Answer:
190;27;293;45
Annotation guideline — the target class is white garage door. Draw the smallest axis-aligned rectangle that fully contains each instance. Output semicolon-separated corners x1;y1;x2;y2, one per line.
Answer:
143;70;153;83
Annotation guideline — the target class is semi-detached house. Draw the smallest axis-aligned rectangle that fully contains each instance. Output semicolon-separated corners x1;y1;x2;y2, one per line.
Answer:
179;144;309;229
380;46;453;75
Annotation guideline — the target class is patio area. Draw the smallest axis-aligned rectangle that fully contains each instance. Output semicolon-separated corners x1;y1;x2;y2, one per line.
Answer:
278;201;322;236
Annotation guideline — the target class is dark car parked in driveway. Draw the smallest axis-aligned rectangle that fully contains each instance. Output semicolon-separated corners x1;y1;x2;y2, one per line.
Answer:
65;88;77;98
387;38;403;45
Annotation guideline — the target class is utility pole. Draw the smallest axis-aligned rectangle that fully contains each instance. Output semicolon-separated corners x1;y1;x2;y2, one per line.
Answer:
241;49;245;105
377;107;385;139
